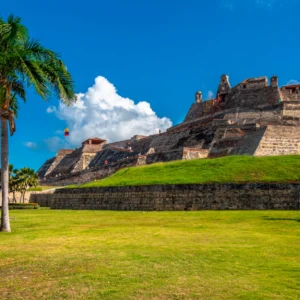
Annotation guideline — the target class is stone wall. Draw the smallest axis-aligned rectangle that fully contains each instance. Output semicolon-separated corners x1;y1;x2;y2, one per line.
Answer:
227;86;281;109
30;193;54;207
281;88;300;101
184;100;215;122
283;102;300;120
37;157;55;178
47;148;83;178
49;183;300;210
255;125;300;156
39;155;146;186
44;150;74;177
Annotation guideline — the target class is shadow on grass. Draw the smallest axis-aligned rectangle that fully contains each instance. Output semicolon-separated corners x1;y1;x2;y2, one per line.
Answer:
262;216;300;222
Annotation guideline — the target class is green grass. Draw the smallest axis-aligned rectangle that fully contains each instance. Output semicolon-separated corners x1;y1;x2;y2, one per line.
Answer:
27;186;56;191
0;210;299;299
73;155;300;188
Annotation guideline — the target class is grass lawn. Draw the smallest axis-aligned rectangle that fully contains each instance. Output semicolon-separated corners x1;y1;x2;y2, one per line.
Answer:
73;155;300;188
27;186;56;192
0;209;299;299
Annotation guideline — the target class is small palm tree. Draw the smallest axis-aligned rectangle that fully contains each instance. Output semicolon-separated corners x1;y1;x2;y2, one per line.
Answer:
0;15;76;232
18;167;38;203
8;164;20;203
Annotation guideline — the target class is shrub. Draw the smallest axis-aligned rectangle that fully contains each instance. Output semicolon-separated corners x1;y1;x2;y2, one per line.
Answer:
8;203;40;210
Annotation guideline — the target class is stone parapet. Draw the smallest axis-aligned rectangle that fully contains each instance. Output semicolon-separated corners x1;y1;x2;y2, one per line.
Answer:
47;183;300;210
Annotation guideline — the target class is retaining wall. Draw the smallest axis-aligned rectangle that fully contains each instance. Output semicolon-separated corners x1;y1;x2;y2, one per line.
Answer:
42;183;300;210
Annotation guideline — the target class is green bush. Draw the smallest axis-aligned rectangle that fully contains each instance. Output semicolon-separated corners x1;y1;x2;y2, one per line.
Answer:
8;203;40;210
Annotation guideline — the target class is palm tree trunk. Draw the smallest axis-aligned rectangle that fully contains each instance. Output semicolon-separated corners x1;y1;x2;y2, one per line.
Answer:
1;117;11;232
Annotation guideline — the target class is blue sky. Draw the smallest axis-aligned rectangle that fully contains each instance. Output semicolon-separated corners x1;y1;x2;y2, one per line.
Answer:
1;0;300;170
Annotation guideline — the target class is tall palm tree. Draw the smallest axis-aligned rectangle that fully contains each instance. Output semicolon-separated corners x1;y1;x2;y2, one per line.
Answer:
0;15;76;232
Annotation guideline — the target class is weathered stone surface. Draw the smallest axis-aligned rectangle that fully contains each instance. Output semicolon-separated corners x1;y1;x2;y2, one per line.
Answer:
35;183;300;210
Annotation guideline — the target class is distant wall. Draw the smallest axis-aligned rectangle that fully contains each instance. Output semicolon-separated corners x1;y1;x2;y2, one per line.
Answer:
51;183;300;210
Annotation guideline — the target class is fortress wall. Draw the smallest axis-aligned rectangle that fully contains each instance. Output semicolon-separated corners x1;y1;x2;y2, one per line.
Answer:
281;89;300;101
184;100;215;122
88;148;139;168
222;106;283;124
146;149;183;164
40;155;146;186
50;183;300;210
227;86;281;109
72;153;98;173
46;148;83;178
283;102;300;119
145;148;207;164
148;131;192;152
254;125;300;156
104;139;131;149
82;144;105;153
208;125;265;157
42;150;74;178
37;157;55;178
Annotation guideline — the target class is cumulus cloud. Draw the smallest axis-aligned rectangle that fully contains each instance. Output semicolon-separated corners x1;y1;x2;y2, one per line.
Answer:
46;106;57;113
286;79;300;85
23;141;38;150
49;76;172;147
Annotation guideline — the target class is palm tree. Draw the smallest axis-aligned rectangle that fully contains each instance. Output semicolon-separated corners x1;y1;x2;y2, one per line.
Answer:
8;164;20;203
17;167;39;203
0;15;76;232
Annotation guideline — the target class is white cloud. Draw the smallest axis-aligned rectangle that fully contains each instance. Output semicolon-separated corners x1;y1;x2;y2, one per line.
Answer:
49;76;172;146
47;106;57;113
286;79;300;85
23;141;38;150
207;91;214;100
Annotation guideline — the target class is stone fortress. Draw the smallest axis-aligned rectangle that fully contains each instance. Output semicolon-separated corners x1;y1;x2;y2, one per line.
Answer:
37;74;300;186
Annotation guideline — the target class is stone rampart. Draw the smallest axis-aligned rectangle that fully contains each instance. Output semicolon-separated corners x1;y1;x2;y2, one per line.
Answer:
30;193;54;207
49;183;300;210
254;125;300;156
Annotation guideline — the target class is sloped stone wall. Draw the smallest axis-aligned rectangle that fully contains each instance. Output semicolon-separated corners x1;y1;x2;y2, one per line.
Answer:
255;125;300;156
50;183;300;210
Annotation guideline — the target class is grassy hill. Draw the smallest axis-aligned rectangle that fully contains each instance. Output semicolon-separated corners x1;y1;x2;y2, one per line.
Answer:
73;155;300;188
